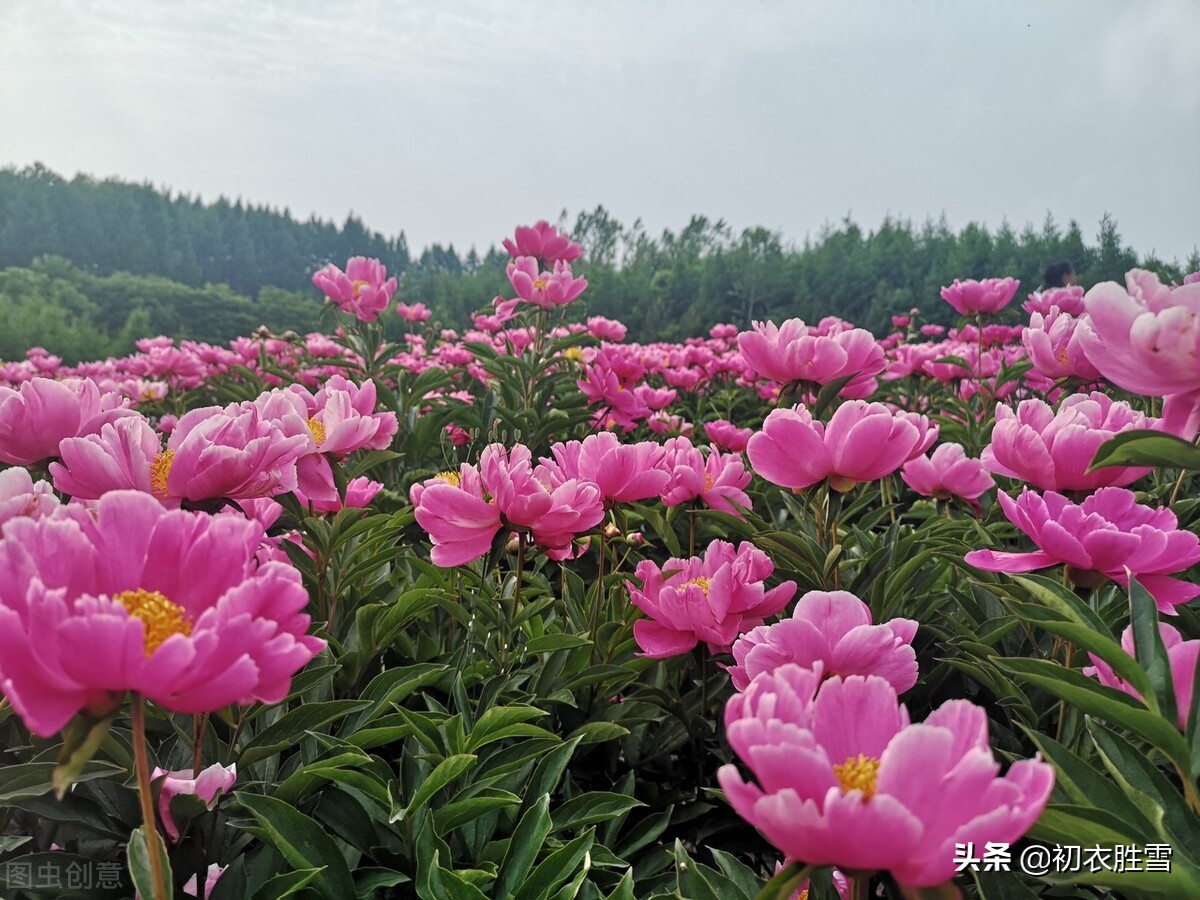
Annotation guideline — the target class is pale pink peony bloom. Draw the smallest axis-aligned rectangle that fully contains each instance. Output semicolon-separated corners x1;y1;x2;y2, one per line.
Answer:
1023;286;1085;316
748;402;936;493
982;394;1158;492
1078;268;1200;397
627;539;796;657
1084;623;1198;732
737;320;885;396
183;864;227;899
502;220;582;264
538;433;669;505
0;467;58;527
901;443;994;503
718;668;1053;887
940;277;1020;316
153;762;237;841
728;590;918;693
0;491;325;737
1021;307;1104;382
506;257;588;308
704;419;753;453
0;377;133;466
660;437;752;516
312;256;397;322
396;302;431;322
965;487;1200;612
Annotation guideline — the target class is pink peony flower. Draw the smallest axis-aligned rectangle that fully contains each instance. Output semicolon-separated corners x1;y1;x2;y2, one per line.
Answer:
0;377;133;466
1077;268;1200;397
312;256;397;322
901;443;994;503
396;302;431;322
728;590;918;693
718;668;1054;887
0;491;325;737
965;487;1200;612
704;419;753;453
183;864;227;899
1023;286;1085;316
506;257;588;308
0;467;58;527
502;220;582;264
51;415;169;501
982;394;1158;492
627;539;796;657
748;402;936;493
660;437;752;516
537;433;669;505
153;762;237;841
305;376;399;457
410;466;500;567
940;277;1020;316
587;316;627;341
1084;623;1198;731
737;320;885;397
1021;307;1104;383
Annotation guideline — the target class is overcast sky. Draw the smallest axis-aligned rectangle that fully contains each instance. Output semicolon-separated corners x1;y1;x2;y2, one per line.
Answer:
1;0;1197;263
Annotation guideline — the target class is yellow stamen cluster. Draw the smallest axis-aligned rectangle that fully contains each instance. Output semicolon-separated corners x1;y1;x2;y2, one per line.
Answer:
437;470;461;487
150;450;175;498
532;277;549;291
683;575;711;595
704;472;714;491
307;417;327;447
833;753;880;800
114;589;193;657
563;347;584;362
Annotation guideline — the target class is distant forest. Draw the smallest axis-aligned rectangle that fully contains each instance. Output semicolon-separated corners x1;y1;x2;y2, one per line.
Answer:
1;163;1195;363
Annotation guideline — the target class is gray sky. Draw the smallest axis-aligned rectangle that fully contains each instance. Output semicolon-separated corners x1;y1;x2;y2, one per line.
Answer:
2;0;1197;263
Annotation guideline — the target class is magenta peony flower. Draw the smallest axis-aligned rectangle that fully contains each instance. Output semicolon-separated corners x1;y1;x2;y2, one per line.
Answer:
0;491;326;737
537;433;668;505
0;467;58;527
720;668;1053;888
1084;623;1198;731
396;302;431;322
0;377;133;466
311;256;397;322
965;487;1200;612
748;402;936;493
940;278;1020;316
982;394;1158;492
51;414;169;501
728;590;917;693
1021;307;1104;382
660;437;752;516
901;443;994;503
737;319;885;397
410;465;500;568
587;316;627;341
1023;286;1085;317
627;539;796;657
502;220;582;264
506;257;588;308
153;762;236;841
1077;269;1200;397
704;419;753;453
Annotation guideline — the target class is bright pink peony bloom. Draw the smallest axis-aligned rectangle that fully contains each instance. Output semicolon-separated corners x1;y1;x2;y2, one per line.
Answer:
51;415;168;501
312;257;397;322
728;590;918;693
410;466;500;567
748;402;936;493
982;394;1158;492
0;377;132;466
627;539;796;657
502;220;582;264
506;257;588;308
1084;623;1198;731
704;419;753;453
538;433;669;505
396;302;431;322
901;443;994;503
305;376;399;457
1022;307;1104;382
0;467;58;527
940;278;1020;316
737;320;885;397
153;762;236;841
661;437;752;516
1078;269;1200;397
0;491;325;737
1023;286;1085;316
587;316;627;341
965;487;1200;612
718;668;1053;887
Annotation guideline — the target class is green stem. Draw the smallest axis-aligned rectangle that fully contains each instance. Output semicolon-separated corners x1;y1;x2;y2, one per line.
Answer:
132;696;168;900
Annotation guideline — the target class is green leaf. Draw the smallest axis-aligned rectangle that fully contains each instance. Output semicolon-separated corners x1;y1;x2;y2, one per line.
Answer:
236;792;357;900
53;713;116;799
521;634;593;655
434;790;522;834
1128;576;1178;727
250;867;326;900
466;706;549;752
754;859;813;900
513;829;594;900
0;759;123;803
495;793;553;898
128;825;173;900
393;753;477;822
674;839;753;900
551;792;645;833
239;700;370;765
1088;430;1200;472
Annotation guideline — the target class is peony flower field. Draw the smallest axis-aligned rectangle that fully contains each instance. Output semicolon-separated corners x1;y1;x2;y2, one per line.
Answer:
2;220;1199;900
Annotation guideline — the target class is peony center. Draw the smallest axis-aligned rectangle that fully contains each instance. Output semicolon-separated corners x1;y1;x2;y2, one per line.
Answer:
683;575;711;595
307;417;327;447
114;589;193;657
704;472;714;491
437;470;461;487
351;279;371;297
150;450;175;498
833;753;880;800
533;277;549;291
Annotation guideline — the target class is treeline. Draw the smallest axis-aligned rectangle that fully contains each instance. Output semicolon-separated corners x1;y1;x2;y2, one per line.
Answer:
1;163;1196;362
